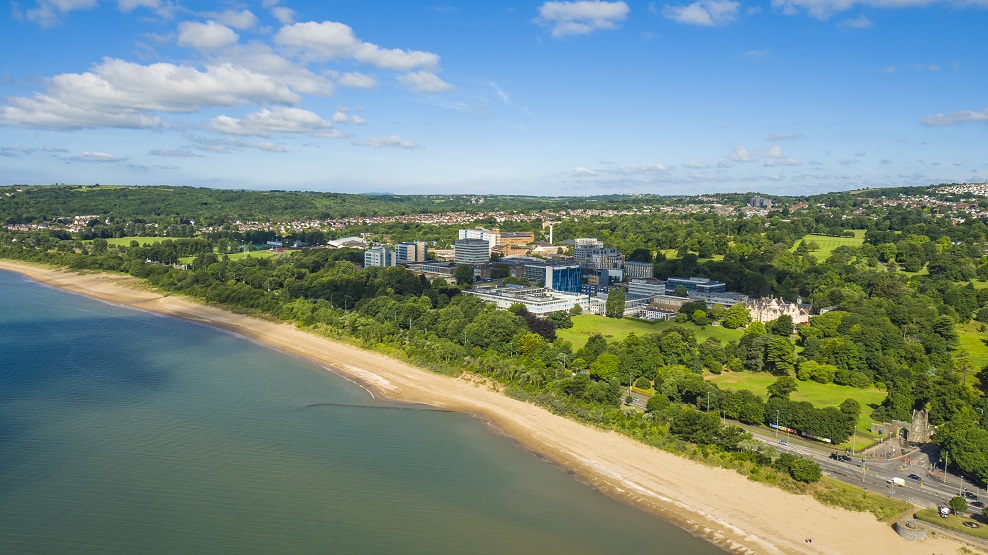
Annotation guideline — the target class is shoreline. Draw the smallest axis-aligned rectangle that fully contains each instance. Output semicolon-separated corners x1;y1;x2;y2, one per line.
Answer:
0;260;964;554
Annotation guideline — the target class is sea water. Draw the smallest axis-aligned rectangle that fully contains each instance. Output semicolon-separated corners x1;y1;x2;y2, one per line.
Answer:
0;270;723;554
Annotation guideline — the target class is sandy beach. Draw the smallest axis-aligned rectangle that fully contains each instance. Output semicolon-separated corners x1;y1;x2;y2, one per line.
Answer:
0;260;967;554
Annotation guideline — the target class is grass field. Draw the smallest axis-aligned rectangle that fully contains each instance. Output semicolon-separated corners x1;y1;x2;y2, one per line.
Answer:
957;321;988;371
177;250;277;264
792;231;865;261
915;509;988;540
707;370;886;439
104;236;170;246
555;314;743;349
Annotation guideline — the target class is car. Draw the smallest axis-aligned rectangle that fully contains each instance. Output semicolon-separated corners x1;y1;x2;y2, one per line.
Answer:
908;474;922;481
964;521;980;529
965;491;978;500
780;440;788;446
972;501;984;508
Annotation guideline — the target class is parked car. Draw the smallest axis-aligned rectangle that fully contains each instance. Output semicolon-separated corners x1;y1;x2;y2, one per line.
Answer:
908;474;922;481
779;440;788;446
965;491;978;500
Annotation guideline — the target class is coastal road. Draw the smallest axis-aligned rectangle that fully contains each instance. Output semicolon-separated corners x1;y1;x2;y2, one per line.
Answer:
741;425;984;512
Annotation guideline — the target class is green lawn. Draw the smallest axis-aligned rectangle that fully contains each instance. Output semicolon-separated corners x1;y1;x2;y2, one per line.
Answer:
103;236;171;246
792;231;865;261
957;321;988;371
707;370;886;439
555;314;743;349
178;250;277;264
915;509;988;540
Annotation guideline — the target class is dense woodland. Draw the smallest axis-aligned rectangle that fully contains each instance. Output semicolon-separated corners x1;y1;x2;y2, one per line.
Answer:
4;184;988;494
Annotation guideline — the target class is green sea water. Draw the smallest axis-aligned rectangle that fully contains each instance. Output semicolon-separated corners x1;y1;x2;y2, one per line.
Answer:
0;270;724;554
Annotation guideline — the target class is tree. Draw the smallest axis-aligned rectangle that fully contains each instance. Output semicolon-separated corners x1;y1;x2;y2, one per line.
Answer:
769;315;794;336
673;285;689;297
767;376;798;399
774;453;822;483
722;303;750;329
454;264;474;286
949;496;968;514
670;408;721;444
605;287;626;319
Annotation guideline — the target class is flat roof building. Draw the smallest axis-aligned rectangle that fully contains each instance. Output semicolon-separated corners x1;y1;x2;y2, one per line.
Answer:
454;238;491;265
465;286;600;317
364;246;396;267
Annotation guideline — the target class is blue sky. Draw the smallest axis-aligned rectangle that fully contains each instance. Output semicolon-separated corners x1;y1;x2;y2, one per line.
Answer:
1;0;985;196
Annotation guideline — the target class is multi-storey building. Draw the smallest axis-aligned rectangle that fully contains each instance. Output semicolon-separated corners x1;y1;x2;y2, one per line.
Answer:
396;241;427;263
458;227;500;253
573;237;604;261
454;238;491;265
624;260;654;280
364;246;396;267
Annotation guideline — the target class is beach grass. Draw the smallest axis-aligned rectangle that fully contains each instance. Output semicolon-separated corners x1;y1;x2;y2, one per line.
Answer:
555;314;743;349
707;371;886;436
812;478;913;522
793;231;865;261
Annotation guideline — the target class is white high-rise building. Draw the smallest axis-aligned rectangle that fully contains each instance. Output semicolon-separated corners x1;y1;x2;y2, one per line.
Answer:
458;227;500;253
364;246;396;267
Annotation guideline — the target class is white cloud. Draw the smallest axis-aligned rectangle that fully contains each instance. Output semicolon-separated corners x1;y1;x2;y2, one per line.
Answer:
662;0;740;26
354;135;420;148
617;163;670;173
275;21;440;71
208;107;341;138
177;21;239;50
149;148;202;157
118;0;161;12
271;6;296;24
211;9;257;30
397;71;453;93
838;15;873;28
0;58;301;129
75;151;128;162
764;157;802;166
255;141;287;152
491;81;511;104
922;107;988;126
728;145;752;162
535;1;630;37
335;71;377;89
220;43;335;97
683;161;709;169
0;146;37;157
23;0;98;27
766;144;784;158
838;158;858;165
770;0;985;20
330;108;367;125
573;166;598;175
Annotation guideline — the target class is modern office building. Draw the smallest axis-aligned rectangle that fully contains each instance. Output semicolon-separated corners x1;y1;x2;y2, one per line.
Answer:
458;227;500;253
624;260;654;280
396;241;427;263
498;231;534;247
453;238;491;265
364;246;396;267
522;262;582;293
465;286;599;317
627;278;667;297
573;237;605;261
666;276;727;294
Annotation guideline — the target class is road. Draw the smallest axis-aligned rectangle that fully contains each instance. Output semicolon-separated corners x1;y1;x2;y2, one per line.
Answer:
741;423;984;512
